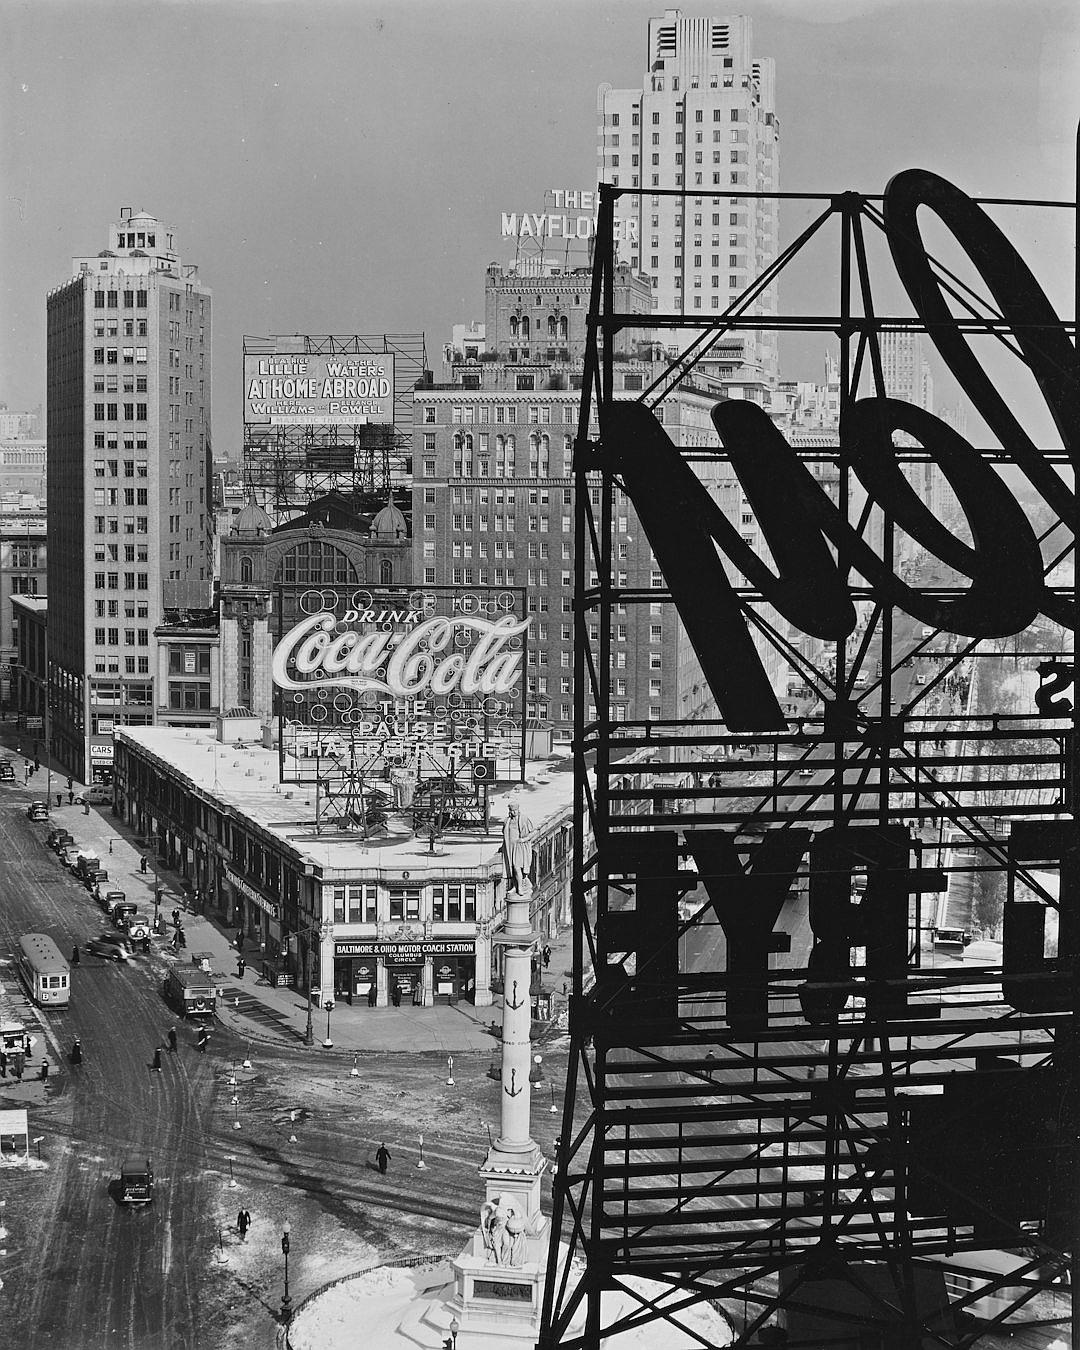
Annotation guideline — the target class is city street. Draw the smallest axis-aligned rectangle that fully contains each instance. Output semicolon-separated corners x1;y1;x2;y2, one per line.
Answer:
0;780;565;1349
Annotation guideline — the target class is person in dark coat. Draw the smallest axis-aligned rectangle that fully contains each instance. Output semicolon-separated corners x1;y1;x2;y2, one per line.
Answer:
71;945;80;966
140;855;148;874
367;986;376;1008
237;1208;251;1239
177;925;186;950
152;1047;162;1073
167;1026;178;1053
375;1143;391;1174
39;1060;49;1083
235;929;244;951
236;956;246;979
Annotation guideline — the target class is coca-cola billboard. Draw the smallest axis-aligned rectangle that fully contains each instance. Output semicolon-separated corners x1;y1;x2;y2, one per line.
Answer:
273;585;528;784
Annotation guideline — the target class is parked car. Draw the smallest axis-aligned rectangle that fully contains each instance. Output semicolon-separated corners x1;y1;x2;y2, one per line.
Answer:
122;911;152;941
78;784;113;806
84;868;109;892
0;760;16;782
75;854;101;881
99;888;126;914
86;932;132;962
59;845;84;869
47;828;75;851
110;900;137;929
26;801;49;822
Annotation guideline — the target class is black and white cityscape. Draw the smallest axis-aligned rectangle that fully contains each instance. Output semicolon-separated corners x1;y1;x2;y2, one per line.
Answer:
1;3;1079;1348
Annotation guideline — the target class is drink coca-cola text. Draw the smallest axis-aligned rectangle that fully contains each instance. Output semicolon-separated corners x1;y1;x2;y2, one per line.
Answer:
272;612;529;698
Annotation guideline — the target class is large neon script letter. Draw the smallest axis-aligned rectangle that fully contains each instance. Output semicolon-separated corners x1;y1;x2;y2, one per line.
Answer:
605;169;1076;731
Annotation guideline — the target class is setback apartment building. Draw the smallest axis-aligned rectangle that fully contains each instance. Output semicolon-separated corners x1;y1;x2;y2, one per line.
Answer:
597;9;780;383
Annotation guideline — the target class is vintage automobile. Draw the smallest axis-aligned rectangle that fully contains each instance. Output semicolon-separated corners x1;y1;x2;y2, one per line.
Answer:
0;759;16;782
110;900;138;929
47;828;75;852
74;854;101;880
86;932;132;963
163;964;218;1019
118;1157;153;1205
26;801;49;822
79;783;113;805
84;867;109;893
122;911;152;941
99;888;126;914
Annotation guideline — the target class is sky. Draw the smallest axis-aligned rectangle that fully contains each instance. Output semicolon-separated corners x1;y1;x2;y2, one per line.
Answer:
2;0;1079;452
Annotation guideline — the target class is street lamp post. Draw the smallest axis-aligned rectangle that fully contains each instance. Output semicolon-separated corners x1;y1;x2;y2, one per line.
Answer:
323;999;335;1048
303;916;327;1048
280;1221;292;1324
449;1315;460;1349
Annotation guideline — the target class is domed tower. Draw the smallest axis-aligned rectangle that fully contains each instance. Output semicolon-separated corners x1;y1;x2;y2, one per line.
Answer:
367;491;411;587
219;497;274;726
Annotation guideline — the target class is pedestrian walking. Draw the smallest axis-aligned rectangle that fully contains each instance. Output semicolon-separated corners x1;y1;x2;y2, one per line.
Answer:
172;908;181;930
68;790;74;805
543;944;551;968
236;956;246;979
152;1047;163;1073
71;945;80;966
167;1026;178;1053
235;928;244;951
197;1027;210;1053
0;1049;7;1077
40;1060;49;1083
237;1208;251;1239
12;1051;24;1081
66;776;73;793
55;793;62;808
375;1142;391;1174
177;925;187;950
140;855;148;874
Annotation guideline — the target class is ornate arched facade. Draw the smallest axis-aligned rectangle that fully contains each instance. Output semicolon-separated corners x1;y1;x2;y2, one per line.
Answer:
219;520;410;729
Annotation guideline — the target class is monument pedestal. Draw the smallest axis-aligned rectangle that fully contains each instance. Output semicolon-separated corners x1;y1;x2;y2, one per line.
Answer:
447;1139;549;1349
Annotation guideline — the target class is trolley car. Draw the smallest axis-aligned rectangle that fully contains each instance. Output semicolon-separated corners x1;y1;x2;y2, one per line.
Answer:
14;933;71;1008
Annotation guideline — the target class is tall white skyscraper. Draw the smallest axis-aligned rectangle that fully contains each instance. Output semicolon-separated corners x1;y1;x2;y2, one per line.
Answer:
46;209;212;783
598;10;780;383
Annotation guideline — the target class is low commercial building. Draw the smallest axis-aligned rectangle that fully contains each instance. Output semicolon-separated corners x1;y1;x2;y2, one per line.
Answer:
113;718;573;1010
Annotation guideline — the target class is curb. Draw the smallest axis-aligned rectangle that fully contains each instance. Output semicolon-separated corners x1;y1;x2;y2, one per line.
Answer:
281;1252;452;1348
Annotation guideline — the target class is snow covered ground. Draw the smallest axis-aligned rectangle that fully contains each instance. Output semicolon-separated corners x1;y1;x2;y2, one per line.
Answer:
288;1261;734;1349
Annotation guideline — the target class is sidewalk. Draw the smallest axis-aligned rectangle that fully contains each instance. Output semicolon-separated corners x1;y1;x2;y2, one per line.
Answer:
4;728;504;1056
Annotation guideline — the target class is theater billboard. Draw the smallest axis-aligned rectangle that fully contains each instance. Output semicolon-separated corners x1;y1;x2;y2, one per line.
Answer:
244;351;396;425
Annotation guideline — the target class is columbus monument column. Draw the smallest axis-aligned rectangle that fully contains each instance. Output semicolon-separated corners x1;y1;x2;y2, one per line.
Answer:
446;802;549;1347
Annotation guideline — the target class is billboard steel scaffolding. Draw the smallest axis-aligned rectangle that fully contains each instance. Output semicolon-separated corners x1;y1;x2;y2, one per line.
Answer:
541;170;1079;1347
241;332;426;520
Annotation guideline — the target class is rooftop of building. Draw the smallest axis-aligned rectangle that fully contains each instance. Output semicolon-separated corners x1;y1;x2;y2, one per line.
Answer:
116;724;574;881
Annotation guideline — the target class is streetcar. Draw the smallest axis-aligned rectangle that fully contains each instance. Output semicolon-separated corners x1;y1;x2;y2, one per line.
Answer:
14;932;71;1007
